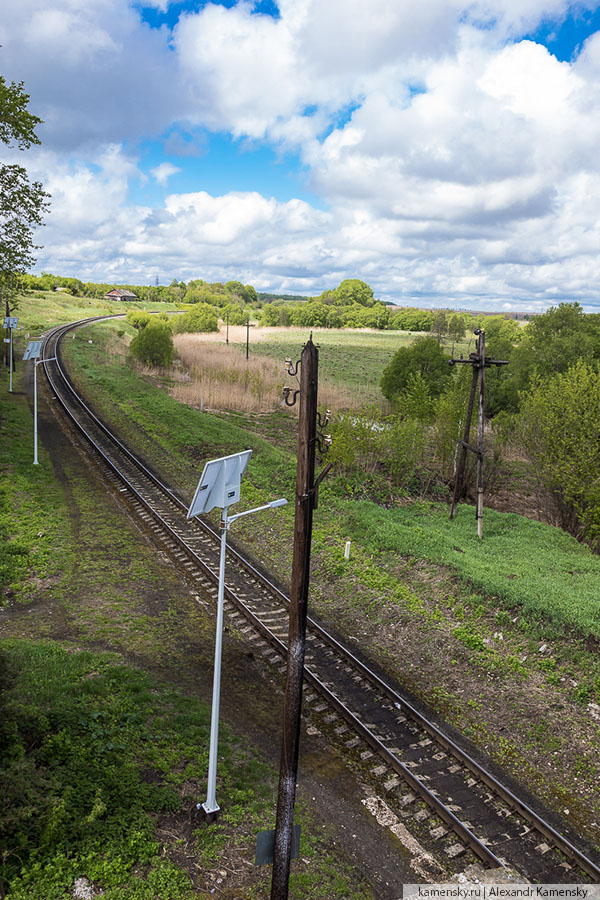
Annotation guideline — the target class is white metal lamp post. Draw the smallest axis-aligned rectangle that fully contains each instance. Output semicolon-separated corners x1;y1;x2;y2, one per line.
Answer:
187;450;287;818
3;316;18;393
23;341;56;465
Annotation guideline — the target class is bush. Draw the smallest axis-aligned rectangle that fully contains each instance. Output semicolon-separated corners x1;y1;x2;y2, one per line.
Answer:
173;304;219;335
380;336;451;402
125;310;151;330
518;360;600;546
221;304;248;326
129;320;174;367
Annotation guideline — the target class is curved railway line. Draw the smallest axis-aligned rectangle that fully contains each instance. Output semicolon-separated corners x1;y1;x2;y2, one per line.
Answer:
37;314;600;884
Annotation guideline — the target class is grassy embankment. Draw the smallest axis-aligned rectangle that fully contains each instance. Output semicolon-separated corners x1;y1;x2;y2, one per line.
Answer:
7;289;180;337
0;344;374;897
56;316;600;846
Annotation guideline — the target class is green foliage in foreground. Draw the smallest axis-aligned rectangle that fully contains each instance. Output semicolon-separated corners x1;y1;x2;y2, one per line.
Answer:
0;640;211;899
343;500;600;638
0;395;71;601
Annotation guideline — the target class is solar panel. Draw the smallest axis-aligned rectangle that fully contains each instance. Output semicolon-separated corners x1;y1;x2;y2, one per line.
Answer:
23;340;43;360
187;450;252;518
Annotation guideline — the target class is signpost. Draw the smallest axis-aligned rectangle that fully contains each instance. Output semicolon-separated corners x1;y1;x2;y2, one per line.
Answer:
3;316;18;392
187;450;287;818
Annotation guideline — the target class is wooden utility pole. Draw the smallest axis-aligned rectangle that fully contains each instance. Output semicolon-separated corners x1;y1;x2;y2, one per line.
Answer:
475;331;486;540
271;338;318;900
450;365;478;520
449;330;507;539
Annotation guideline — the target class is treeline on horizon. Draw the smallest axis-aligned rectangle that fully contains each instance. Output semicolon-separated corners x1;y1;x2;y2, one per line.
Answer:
23;271;532;335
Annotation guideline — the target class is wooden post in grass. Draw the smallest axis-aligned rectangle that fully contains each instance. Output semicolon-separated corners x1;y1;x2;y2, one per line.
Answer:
450;365;478;520
271;338;319;900
449;330;508;538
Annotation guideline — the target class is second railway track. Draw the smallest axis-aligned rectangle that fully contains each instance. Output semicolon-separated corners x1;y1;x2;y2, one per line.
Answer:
39;315;600;884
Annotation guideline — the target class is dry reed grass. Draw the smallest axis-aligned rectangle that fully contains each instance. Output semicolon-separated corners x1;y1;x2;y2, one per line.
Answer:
171;334;363;414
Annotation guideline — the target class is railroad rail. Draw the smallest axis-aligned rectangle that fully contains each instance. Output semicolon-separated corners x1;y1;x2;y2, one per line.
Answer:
38;316;600;883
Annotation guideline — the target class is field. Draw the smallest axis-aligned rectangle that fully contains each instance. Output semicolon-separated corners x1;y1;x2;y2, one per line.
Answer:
173;324;473;412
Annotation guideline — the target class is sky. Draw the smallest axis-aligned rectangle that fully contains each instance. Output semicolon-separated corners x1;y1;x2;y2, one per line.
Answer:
1;0;600;312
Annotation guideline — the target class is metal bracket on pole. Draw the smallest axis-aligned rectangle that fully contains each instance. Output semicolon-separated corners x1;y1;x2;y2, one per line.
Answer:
300;462;333;510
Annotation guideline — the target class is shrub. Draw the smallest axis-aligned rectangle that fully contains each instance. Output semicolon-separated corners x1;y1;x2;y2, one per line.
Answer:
129;320;174;367
125;309;151;330
380;336;451;402
173;304;219;335
221;304;247;326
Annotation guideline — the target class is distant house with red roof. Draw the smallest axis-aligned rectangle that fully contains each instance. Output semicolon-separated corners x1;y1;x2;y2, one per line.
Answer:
104;288;138;301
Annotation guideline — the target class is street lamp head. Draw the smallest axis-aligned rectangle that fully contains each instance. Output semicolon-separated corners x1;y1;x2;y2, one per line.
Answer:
269;498;287;509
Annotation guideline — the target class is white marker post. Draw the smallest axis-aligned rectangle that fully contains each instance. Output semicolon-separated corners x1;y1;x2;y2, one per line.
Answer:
187;450;287;818
4;316;18;393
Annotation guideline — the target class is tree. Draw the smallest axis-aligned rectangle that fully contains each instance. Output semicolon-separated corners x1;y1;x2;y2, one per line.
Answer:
518;361;600;546
431;309;448;342
504;303;600;411
0;72;50;324
221;303;247;326
331;278;375;307
380;336;451;402
172;304;219;334
129;319;174;367
448;313;466;342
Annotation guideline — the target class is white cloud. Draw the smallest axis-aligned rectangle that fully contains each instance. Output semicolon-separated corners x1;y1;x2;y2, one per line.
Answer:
2;0;600;307
0;0;185;151
150;162;181;186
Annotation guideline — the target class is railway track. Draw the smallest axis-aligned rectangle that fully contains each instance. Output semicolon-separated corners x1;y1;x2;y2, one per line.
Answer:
39;315;600;884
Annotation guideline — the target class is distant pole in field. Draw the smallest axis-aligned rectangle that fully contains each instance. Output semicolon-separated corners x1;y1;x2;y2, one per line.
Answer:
226;312;229;344
246;317;250;360
448;330;508;539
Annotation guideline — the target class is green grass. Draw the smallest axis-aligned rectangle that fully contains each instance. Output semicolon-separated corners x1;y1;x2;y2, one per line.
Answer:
1;639;300;900
8;290;179;340
60;318;600;645
1;330;373;900
237;327;473;403
343;499;600;638
0;391;72;601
